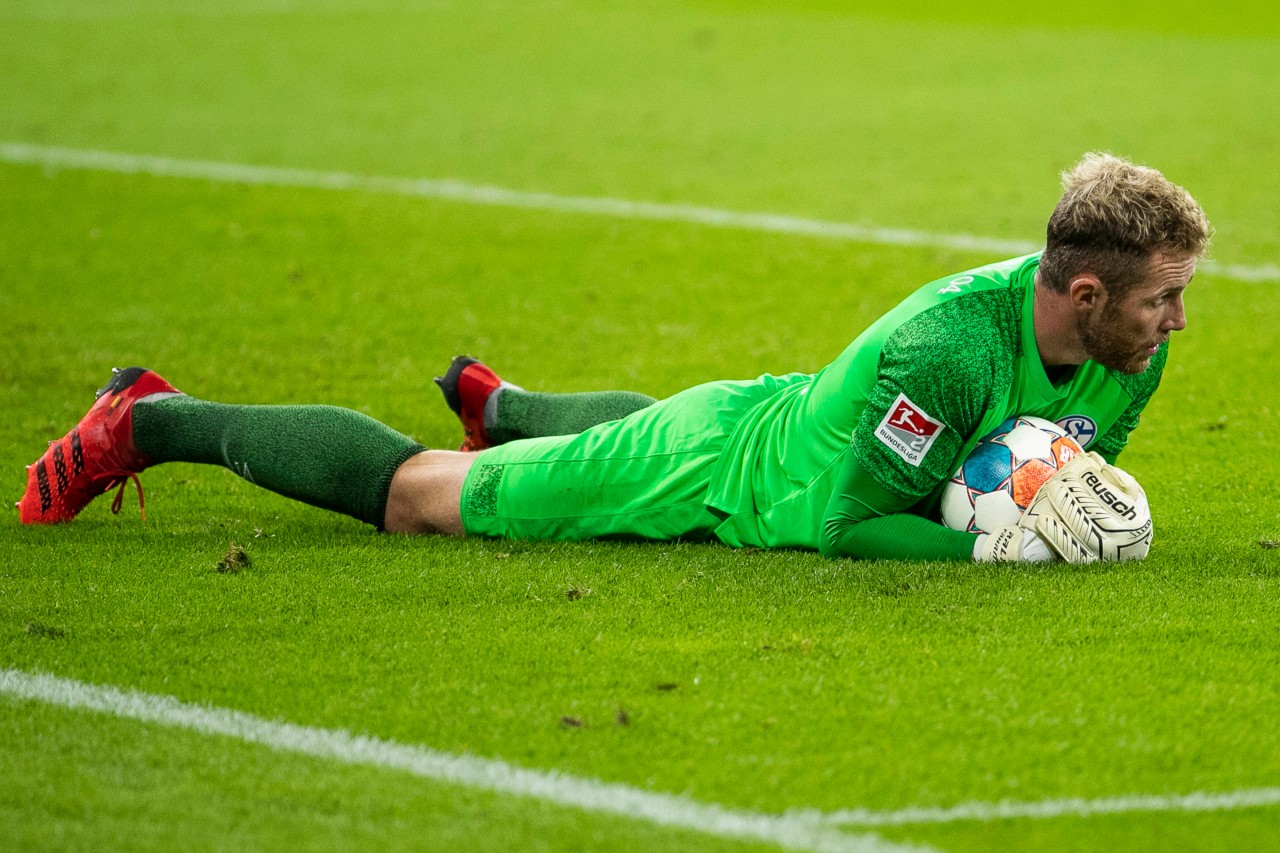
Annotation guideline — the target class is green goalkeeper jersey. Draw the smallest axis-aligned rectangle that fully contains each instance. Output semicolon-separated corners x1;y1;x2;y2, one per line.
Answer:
707;253;1166;552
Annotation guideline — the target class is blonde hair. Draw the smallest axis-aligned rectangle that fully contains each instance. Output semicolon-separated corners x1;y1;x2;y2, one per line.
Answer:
1039;153;1212;296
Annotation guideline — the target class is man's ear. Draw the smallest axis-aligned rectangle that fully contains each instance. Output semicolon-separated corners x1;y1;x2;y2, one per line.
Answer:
1068;273;1105;312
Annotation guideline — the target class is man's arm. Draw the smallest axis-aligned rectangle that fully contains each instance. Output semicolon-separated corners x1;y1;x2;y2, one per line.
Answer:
818;451;976;560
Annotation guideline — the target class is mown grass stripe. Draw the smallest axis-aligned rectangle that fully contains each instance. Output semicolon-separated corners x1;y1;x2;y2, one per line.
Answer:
0;669;923;853
3;142;1272;283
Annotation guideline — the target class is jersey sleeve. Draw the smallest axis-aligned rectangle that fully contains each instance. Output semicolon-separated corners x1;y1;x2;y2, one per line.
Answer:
818;303;1005;561
819;450;976;560
1092;342;1169;463
850;307;1002;501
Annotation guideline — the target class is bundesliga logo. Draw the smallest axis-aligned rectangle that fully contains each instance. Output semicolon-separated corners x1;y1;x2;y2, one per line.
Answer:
889;401;940;437
876;394;944;467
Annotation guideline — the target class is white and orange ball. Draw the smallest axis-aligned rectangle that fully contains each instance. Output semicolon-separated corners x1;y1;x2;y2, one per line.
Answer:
941;416;1083;534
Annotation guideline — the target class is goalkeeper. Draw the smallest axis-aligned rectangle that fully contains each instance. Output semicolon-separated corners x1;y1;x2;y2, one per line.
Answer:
18;153;1211;563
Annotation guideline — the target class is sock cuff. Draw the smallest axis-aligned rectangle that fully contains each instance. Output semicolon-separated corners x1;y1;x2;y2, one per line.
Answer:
483;387;504;431
369;443;428;530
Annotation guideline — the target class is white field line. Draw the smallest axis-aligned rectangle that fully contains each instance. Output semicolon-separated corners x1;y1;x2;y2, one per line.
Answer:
0;142;1030;255
0;669;925;853
808;788;1280;827
4;142;1274;283
0;0;454;22
5;671;1277;841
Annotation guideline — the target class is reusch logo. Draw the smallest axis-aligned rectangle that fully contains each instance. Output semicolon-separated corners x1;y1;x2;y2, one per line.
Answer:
991;526;1017;555
1082;471;1138;520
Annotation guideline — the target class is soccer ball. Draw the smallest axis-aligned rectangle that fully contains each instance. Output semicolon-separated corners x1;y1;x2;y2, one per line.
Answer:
941;416;1083;534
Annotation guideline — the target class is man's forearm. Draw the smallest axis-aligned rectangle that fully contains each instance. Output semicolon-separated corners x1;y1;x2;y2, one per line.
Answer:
820;511;976;560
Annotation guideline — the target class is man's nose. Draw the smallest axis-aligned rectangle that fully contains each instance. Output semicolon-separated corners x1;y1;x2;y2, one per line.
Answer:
1163;296;1188;332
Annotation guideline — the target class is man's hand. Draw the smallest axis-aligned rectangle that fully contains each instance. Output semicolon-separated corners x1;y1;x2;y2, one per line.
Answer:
1019;452;1153;563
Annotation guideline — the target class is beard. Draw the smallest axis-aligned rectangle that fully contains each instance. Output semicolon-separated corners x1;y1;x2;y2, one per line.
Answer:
1077;306;1151;375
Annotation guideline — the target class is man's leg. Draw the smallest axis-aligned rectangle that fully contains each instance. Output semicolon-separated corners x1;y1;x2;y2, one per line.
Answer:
435;356;656;450
18;367;466;532
134;396;434;529
384;450;471;534
457;377;789;544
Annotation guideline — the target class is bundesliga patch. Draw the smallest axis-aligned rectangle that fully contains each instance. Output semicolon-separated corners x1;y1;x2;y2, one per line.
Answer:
875;393;945;467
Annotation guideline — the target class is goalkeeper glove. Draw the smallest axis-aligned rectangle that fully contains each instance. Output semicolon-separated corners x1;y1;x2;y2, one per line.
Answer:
974;524;1055;563
1020;451;1153;563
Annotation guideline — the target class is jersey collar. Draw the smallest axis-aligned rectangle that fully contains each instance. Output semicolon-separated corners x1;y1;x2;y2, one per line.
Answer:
1018;259;1067;401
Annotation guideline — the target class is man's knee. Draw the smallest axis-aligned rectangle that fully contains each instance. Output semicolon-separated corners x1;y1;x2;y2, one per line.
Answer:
383;450;471;535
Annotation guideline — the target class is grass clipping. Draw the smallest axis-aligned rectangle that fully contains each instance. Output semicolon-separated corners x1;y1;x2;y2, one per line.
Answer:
216;544;251;574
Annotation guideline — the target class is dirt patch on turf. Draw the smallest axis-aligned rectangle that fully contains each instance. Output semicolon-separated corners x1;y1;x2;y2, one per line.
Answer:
216;544;251;574
24;622;67;639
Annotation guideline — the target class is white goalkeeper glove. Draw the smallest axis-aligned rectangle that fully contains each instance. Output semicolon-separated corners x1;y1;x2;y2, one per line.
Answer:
974;524;1056;563
1019;451;1153;563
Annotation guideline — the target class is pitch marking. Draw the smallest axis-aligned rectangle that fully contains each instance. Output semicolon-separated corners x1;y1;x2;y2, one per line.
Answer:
2;142;1273;283
0;1;455;22
808;788;1280;827
0;669;924;853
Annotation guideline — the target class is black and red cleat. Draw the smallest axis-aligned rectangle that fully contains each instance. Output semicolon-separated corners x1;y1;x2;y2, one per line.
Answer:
433;356;512;452
17;367;181;524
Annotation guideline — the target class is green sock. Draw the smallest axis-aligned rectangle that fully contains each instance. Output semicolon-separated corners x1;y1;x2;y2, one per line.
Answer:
132;396;425;528
488;389;656;444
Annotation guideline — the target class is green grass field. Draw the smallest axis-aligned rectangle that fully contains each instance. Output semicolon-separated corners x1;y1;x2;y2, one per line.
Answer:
3;2;1279;850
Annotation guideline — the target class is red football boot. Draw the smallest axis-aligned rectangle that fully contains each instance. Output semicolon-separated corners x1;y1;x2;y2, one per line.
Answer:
17;367;181;524
433;356;518;452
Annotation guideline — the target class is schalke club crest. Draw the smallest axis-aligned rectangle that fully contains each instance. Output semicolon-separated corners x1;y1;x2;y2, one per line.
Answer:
1057;415;1098;448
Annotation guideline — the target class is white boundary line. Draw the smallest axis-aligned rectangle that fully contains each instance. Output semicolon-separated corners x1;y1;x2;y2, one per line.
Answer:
0;669;924;853
808;789;1280;827
5;670;1277;841
3;142;1274;283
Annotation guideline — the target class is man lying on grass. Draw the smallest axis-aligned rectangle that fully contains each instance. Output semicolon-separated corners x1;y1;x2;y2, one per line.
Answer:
18;153;1210;563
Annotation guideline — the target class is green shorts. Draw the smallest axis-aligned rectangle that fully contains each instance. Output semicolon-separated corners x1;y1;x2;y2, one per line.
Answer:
459;377;787;542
